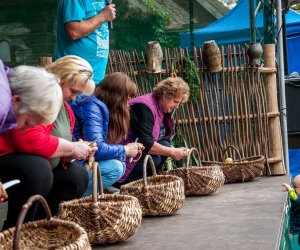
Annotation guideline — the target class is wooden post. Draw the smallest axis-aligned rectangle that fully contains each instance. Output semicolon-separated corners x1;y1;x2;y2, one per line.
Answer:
38;57;52;67
263;44;285;174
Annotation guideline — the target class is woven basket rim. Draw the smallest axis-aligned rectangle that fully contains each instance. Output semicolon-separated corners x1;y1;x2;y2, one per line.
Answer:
201;155;265;166
0;218;89;245
121;174;182;189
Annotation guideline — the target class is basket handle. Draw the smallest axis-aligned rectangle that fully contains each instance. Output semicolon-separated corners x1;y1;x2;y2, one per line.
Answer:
142;154;157;187
186;147;201;169
92;162;104;203
223;145;242;162
13;195;52;250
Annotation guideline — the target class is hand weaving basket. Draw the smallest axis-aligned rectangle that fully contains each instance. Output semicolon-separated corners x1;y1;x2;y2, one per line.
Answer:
120;154;185;216
202;145;265;183
0;195;90;250
57;162;142;245
165;148;225;196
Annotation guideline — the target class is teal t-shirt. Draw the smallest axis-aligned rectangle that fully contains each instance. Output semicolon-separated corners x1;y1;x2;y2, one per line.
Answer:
54;0;109;84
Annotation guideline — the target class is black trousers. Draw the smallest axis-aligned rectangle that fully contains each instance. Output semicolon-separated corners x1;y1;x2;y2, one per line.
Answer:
120;139;171;185
0;154;88;231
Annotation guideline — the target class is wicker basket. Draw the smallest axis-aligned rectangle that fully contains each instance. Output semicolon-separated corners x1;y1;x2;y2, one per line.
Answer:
120;154;185;216
57;162;142;245
0;195;90;250
165;148;225;196
202;145;265;183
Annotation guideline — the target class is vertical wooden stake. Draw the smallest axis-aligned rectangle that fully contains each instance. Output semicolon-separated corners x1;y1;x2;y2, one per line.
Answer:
264;44;285;174
38;57;52;67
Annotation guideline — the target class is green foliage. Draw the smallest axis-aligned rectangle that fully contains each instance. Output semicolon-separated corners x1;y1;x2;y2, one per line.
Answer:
162;133;199;171
112;0;179;52
140;0;173;47
182;56;201;102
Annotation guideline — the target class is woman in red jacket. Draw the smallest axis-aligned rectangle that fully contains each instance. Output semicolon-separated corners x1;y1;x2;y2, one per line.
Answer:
0;55;97;230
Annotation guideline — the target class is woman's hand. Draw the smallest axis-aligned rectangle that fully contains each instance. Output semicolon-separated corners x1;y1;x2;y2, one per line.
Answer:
171;147;189;161
0;182;8;202
124;142;139;157
72;141;95;160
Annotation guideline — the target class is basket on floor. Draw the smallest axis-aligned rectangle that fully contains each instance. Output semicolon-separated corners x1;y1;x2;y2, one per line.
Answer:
120;154;185;216
0;195;90;250
165;148;225;196
202;145;265;183
57;162;142;245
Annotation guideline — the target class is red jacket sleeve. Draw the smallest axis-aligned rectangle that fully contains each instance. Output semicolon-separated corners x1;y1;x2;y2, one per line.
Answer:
0;102;73;159
8;124;59;159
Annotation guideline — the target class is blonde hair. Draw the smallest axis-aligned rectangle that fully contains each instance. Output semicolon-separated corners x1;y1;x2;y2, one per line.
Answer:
153;76;190;103
8;65;63;125
46;55;95;95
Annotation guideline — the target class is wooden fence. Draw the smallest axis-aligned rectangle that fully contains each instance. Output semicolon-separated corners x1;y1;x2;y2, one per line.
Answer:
107;44;285;175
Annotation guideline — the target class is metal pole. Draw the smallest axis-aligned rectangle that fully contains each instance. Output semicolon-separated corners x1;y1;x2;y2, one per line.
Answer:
249;0;256;42
282;13;289;75
276;0;290;174
189;0;194;47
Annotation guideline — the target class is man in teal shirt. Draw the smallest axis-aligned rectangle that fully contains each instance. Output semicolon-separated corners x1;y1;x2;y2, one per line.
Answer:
54;0;116;84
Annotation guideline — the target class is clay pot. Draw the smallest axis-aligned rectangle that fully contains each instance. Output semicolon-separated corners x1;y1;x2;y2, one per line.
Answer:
246;42;263;66
145;41;163;73
202;40;222;73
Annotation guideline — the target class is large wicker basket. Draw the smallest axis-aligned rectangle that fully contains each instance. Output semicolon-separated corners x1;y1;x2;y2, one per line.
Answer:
0;195;90;250
202;145;265;183
57;162;142;245
165;148;225;196
120;154;185;216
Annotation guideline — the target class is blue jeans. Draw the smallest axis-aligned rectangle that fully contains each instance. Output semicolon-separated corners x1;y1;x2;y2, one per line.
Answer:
83;159;125;197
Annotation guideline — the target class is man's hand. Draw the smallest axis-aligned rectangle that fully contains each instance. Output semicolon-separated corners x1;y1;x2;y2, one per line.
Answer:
100;4;116;23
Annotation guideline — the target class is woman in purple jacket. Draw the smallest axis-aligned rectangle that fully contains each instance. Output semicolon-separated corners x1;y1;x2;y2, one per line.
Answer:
71;72;140;195
118;75;190;185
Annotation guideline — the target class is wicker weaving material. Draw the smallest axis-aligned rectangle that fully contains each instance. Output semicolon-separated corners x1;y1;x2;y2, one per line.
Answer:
202;145;265;183
0;195;90;250
120;155;185;216
57;162;142;245
166;148;225;196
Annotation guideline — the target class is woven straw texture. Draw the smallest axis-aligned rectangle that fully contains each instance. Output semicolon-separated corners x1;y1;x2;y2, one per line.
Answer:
202;145;265;183
0;195;90;250
57;162;142;245
166;148;225;196
120;155;185;216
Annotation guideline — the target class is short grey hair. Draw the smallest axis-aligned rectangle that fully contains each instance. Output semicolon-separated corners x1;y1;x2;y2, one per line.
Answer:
153;76;190;103
8;65;63;125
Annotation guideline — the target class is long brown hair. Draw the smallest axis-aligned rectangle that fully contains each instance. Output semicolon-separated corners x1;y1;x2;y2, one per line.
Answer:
94;72;137;143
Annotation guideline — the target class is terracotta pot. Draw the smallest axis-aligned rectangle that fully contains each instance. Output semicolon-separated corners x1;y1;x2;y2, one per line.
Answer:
145;41;163;73
202;40;222;73
246;42;263;66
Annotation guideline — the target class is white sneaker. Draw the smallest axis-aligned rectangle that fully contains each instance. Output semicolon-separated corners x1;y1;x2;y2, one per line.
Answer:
105;186;120;194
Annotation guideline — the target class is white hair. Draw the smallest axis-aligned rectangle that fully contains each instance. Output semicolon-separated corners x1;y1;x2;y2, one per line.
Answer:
8;65;63;125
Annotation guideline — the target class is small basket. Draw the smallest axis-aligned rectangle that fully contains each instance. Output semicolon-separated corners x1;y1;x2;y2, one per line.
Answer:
0;195;90;250
202;145;265;183
166;148;225;196
120;154;185;216
57;162;142;245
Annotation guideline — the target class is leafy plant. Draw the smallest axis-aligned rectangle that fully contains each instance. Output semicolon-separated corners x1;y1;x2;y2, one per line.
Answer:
181;56;201;101
162;133;199;171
